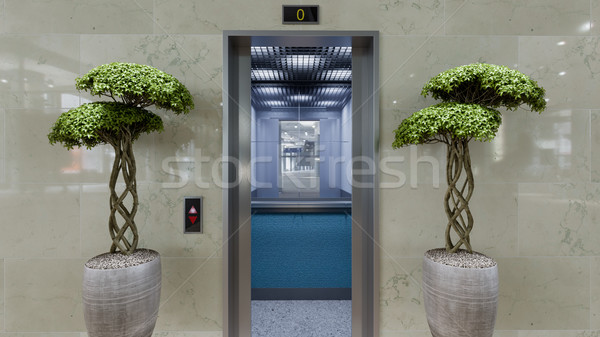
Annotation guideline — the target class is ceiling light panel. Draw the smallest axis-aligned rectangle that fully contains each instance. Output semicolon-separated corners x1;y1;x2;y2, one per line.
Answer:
251;46;352;109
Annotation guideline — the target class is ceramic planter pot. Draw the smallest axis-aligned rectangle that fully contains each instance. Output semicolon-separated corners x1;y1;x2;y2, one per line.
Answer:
82;251;161;337
422;250;498;337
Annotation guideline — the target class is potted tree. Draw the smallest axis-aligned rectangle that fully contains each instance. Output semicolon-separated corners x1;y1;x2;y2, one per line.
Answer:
48;62;194;337
392;63;546;337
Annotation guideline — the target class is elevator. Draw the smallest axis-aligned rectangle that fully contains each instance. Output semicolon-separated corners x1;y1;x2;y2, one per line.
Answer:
223;31;379;337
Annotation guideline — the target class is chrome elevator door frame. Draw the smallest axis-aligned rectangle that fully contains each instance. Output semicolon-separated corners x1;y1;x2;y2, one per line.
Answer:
223;30;379;337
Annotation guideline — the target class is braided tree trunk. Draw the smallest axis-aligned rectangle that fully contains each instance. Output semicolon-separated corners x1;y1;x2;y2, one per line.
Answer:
106;128;139;255
444;137;475;253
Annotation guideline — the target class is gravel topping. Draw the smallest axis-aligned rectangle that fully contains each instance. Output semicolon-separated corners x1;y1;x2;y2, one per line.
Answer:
425;248;497;268
85;249;159;270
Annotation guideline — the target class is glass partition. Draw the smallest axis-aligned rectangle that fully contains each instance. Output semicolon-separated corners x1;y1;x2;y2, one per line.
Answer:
280;121;320;198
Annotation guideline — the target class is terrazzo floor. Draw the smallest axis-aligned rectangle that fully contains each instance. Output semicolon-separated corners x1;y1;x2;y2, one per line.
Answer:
251;300;352;337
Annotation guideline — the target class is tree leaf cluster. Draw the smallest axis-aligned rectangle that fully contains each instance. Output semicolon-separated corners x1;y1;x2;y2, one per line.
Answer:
76;62;194;114
48;101;164;150
392;102;502;148
421;63;546;112
48;62;194;150
393;63;546;148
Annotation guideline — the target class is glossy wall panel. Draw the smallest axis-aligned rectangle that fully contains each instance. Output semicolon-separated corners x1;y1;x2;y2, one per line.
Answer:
0;184;80;258
519;37;600;110
445;0;591;36
0;1;599;336
519;183;600;256
379;36;519;111
0;259;3;332
4;0;154;34
0;108;4;184
157;258;223;331
496;257;590;330
4;258;85;332
0;35;80;109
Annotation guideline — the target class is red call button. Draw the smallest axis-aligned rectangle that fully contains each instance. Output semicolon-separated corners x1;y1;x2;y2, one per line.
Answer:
184;197;202;233
188;205;198;224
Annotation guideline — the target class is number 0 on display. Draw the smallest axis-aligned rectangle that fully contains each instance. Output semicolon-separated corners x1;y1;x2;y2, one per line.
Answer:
282;5;319;24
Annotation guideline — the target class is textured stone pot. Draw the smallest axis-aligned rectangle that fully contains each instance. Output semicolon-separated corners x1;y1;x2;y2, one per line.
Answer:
82;250;161;337
422;250;498;337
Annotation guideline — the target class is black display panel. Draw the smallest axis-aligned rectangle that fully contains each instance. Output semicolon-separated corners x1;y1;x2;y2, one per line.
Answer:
184;197;202;233
282;5;319;24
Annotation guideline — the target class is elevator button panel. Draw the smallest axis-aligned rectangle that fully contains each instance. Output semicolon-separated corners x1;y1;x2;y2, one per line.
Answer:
184;197;202;233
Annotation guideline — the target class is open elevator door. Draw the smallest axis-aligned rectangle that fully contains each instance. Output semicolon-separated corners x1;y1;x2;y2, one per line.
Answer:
223;31;379;337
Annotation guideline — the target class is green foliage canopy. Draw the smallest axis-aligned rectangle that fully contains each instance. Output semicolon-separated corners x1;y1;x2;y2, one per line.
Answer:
392;102;502;148
48;101;164;150
76;62;194;114
421;63;546;112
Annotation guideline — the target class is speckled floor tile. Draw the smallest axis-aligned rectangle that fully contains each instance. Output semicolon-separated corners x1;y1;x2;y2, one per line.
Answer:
251;300;351;337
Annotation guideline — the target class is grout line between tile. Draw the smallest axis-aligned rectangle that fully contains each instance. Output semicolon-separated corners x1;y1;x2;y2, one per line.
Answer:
2;257;4;333
79;185;83;259
516;183;520;257
2;107;5;184
443;0;446;36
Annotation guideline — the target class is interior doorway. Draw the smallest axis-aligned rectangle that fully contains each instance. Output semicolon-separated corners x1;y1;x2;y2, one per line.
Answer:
223;31;379;337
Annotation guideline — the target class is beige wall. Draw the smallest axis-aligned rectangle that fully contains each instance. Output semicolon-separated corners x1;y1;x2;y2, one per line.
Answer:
0;0;598;336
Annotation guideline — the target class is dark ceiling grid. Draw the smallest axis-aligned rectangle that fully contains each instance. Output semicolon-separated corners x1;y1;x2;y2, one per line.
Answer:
251;46;352;110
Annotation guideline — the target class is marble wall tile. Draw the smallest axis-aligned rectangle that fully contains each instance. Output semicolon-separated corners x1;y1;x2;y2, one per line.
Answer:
4;108;146;184
79;34;223;112
496;257;589;330
137;182;223;258
4;258;85;332
379;257;427;331
152;107;223;185
519;331;600;337
0;259;3;332
519;183;600;256
591;111;600;182
152;333;223;337
519;37;600;110
0;332;82;337
0;35;80;109
82;330;224;337
380;182;517;258
380;185;446;257
0;108;4;184
301;0;444;36
593;0;600;36
83;333;223;337
0;0;4;35
381;333;518;337
591;257;600;329
4;0;153;34
467;184;518;257
379;332;430;337
382;332;518;337
383;111;587;185
470;109;590;184
154;0;282;34
157;257;222;331
155;0;443;36
379;36;518;111
445;0;591;36
0;184;80;258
